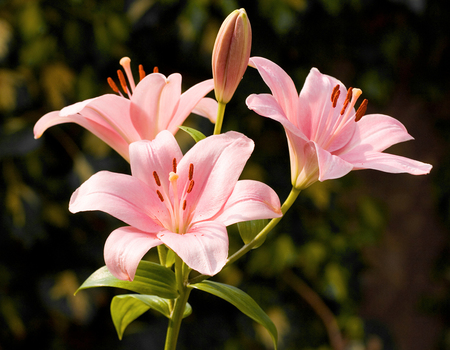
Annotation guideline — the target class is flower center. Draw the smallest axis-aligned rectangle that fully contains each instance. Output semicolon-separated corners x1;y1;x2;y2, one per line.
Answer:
107;57;148;98
152;159;196;234
317;84;369;150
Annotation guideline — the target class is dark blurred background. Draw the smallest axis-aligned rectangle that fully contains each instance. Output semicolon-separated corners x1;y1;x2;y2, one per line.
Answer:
0;0;449;349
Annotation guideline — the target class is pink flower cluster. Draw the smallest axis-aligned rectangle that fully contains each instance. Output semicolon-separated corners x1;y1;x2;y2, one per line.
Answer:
34;8;431;282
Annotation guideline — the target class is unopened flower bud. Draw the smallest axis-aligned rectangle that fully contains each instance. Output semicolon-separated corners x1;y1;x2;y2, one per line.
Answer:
212;8;252;104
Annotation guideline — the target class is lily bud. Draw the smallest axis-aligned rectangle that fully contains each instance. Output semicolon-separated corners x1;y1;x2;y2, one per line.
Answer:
212;8;252;104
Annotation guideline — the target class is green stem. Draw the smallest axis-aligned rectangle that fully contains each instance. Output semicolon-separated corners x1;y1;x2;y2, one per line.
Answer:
164;256;191;350
189;187;301;284
213;101;227;135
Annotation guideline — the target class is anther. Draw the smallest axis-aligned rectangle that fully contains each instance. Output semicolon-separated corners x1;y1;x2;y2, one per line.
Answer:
107;77;120;93
355;99;368;122
139;64;146;81
340;87;353;115
189;163;194;181
332;89;340;108
153;171;161;186
153;67;159;73
156;190;164;202
117;70;128;94
182;200;187;210
172;158;177;173
331;85;340;103
187;180;195;193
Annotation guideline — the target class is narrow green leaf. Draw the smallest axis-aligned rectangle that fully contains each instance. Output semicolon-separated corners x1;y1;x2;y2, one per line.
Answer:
111;294;192;340
76;261;178;299
191;281;278;349
178;126;206;142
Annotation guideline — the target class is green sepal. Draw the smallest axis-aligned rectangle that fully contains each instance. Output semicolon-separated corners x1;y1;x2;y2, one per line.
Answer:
178;126;206;142
111;294;192;340
237;219;268;248
76;261;178;299
191;280;278;349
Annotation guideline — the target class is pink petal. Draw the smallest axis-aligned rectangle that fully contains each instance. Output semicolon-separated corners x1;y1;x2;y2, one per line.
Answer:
314;143;354;181
156;73;182;132
298;68;348;141
34;95;137;160
341;151;432;175
213;180;282;226
157;221;228;275
167;78;215;133
69;171;166;232
130;73;167;140
129;131;183;193
249;57;298;120
176;131;255;223
338;114;414;155
246;94;309;141
104;226;162;281
192;97;218;123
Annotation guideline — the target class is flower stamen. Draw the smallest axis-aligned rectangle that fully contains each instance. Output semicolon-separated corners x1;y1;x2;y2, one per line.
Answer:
331;85;340;108
107;77;121;94
187;180;195;193
182;200;187;210
153;171;161;186
172;158;177;173
156;190;164;202
189;163;194;181
340;87;353;115
153;66;159;73
117;69;129;96
355;99;368;122
139;64;146;81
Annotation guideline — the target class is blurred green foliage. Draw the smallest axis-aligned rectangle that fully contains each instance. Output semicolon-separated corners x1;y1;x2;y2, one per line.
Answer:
0;0;448;349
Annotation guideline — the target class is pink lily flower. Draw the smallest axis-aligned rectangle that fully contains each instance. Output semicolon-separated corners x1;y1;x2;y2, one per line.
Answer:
246;57;432;189
34;57;218;161
69;130;282;280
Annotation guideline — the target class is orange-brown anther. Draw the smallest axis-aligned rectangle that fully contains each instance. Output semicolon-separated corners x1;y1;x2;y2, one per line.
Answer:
331;85;340;102
107;77;120;93
332;89;340;108
189;164;194;181
153;67;159;73
187;180;195;194
156;190;164;202
139;64;146;81
340;87;353;115
153;171;161;186
355;99;368;122
172;158;177;173
182;200;187;210
117;70;128;94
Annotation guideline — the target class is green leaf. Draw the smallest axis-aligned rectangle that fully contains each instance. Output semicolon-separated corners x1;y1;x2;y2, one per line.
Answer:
178;126;206;142
76;261;178;299
111;294;192;340
191;281;278;349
